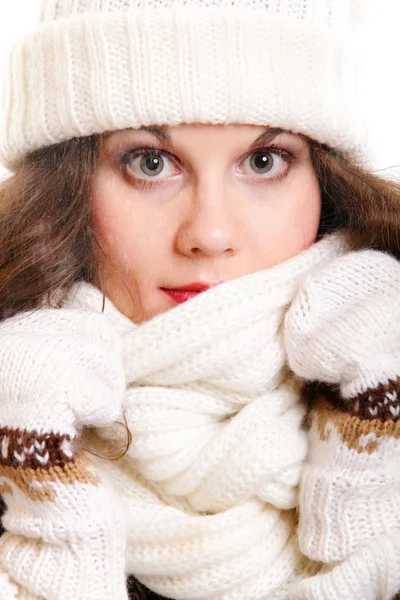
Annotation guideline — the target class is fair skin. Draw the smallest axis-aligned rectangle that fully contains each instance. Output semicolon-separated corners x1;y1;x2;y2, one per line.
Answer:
92;124;321;323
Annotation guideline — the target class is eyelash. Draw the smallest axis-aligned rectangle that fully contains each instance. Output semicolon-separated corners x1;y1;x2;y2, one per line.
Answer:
118;145;295;189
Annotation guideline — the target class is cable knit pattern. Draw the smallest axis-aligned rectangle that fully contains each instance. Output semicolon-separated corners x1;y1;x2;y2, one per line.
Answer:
2;234;400;598
66;234;345;600
0;0;378;169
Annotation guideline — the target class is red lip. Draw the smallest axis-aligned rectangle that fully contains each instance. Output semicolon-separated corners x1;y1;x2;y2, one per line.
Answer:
171;282;213;292
161;282;220;304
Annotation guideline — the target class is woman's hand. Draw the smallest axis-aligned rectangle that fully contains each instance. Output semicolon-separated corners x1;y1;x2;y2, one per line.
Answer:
0;306;126;433
285;248;400;600
284;249;400;415
0;305;128;599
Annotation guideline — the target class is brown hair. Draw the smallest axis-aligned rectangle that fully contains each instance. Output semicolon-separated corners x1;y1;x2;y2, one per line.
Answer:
0;135;99;320
1;134;400;322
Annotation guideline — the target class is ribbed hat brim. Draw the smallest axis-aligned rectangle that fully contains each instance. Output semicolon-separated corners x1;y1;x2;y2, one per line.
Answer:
0;8;370;169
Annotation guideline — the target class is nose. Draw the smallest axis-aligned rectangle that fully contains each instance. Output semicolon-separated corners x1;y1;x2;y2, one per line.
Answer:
175;179;242;259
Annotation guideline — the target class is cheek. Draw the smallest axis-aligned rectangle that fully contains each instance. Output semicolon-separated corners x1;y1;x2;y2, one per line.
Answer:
92;191;133;268
91;176;173;321
287;179;321;240
92;179;165;274
282;177;321;251
251;172;321;266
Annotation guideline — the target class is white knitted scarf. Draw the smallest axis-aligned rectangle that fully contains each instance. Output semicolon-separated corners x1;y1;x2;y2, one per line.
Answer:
69;234;346;600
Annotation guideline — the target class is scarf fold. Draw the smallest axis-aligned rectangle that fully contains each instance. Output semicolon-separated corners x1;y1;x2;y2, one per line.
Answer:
69;234;345;599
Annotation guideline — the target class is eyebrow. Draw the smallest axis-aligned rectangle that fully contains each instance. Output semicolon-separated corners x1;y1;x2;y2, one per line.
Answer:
249;127;285;148
103;125;174;150
106;125;286;148
139;125;286;148
139;125;173;146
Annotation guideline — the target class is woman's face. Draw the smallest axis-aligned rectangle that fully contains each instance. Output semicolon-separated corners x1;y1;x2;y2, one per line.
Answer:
92;124;321;322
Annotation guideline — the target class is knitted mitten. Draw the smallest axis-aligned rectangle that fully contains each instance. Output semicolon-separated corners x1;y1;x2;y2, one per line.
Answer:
284;249;400;600
0;307;128;599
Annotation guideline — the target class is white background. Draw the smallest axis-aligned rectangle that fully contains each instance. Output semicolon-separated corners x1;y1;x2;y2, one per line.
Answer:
0;0;399;178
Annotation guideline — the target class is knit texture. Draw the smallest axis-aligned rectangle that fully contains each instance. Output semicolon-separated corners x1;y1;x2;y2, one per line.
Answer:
285;250;400;599
0;234;344;599
0;0;379;169
70;236;346;599
1;234;400;598
0;309;129;598
291;397;400;600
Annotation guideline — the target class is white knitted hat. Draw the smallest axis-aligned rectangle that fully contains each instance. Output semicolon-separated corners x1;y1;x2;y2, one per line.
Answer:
0;0;381;169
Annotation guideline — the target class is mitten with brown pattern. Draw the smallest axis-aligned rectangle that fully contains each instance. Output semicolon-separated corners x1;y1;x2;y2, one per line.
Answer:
285;249;400;600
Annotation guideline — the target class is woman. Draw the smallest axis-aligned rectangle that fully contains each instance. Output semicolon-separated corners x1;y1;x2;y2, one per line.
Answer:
0;0;399;598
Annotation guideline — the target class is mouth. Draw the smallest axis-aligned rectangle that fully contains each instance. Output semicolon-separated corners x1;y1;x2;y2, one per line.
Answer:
160;282;221;304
